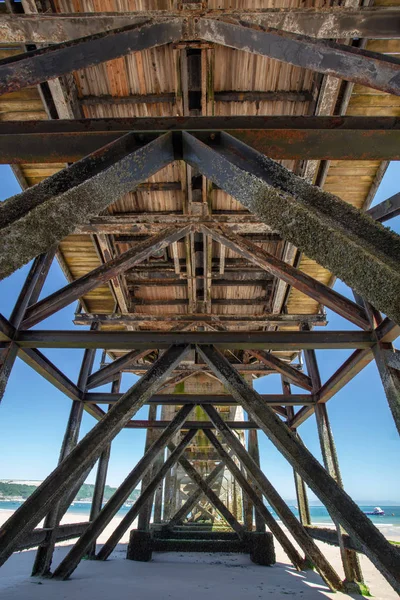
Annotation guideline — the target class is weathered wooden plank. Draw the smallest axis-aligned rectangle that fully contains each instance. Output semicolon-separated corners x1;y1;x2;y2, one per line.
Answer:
198;18;400;95
74;312;327;326
21;226;191;328
0;19;183;94
201;225;369;329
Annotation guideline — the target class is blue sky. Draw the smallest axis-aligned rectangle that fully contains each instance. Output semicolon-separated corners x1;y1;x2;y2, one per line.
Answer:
0;162;399;501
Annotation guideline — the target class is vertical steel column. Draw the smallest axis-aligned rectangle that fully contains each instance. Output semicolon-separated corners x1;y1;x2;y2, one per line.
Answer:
0;249;55;403
301;325;364;590
355;295;400;436
153;450;164;523
248;429;265;532
32;328;97;576
86;373;120;558
137;403;159;530
283;377;311;527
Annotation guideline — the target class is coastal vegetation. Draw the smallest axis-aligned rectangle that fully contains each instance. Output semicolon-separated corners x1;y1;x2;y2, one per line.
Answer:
0;481;140;503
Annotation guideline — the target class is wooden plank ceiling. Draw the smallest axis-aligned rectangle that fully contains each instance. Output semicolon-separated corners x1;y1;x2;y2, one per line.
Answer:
1;0;398;374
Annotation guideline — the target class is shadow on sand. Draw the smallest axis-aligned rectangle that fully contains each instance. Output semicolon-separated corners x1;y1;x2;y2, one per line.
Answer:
0;544;363;599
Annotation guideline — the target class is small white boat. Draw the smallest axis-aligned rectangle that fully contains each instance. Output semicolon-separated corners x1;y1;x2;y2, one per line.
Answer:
365;506;385;516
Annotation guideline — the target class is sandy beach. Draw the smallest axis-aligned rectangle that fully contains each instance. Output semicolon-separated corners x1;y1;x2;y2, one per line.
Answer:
0;509;399;599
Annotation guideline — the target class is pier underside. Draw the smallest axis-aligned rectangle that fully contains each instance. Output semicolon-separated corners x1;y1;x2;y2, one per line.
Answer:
0;0;399;596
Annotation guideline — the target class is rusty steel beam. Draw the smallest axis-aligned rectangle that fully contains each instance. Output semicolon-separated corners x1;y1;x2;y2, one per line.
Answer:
21;226;191;328
96;428;198;561
202;225;369;330
86;349;155;390
288;348;374;429
124;420;259;429
184;132;400;325
197;345;400;594
13;330;374;350
0;344;190;567
84;392;314;406
0;132;175;280
0;19;183;95
249;350;313;391
2;9;400;43
367;192;400;223
0;117;399;163
198;18;400;95
74;312;327;327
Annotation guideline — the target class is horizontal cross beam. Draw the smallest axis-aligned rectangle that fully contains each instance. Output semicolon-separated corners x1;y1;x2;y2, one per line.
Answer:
83;393;314;406
12;330;374;350
1;117;399;163
74;313;327;327
78;90;313;105
88;363;277;375
124;420;260;429
1;9;399;42
75;214;276;236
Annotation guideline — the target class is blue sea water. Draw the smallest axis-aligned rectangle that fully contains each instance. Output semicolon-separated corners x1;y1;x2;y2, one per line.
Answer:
1;500;399;528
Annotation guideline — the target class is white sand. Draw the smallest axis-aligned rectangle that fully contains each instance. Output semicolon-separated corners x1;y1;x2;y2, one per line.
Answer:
0;510;399;600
